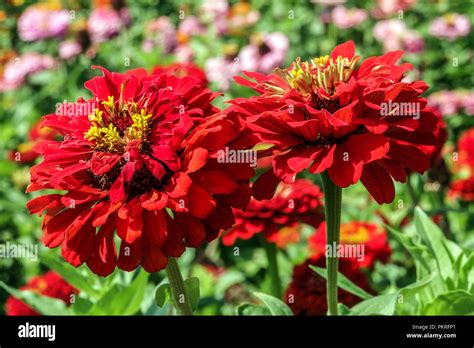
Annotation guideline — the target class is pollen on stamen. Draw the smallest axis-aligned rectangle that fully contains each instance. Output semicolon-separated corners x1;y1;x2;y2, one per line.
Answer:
84;96;152;153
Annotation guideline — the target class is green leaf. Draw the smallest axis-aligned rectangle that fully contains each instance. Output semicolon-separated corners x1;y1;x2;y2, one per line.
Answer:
252;292;293;316
424;291;474;315
155;283;172;308
71;297;94;315
41;255;100;298
385;224;431;273
310;265;373;300
87;269;149;315
237;303;271;316
337;303;352;315
414;207;462;280
350;274;435;315
184;277;200;312
0;281;72;315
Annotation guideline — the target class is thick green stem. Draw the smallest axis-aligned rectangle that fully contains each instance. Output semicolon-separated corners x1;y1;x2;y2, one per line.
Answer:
321;171;343;316
165;257;193;315
263;240;282;298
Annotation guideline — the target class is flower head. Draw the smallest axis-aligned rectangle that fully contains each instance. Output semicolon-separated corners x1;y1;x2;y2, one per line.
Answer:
331;6;367;29
309;221;391;270
429;14;471;41
238;32;289;74
18;5;69;42
222;179;324;248
88;7;128;43
231;41;442;204
0;53;57;92
27;66;254;276
6;271;77;316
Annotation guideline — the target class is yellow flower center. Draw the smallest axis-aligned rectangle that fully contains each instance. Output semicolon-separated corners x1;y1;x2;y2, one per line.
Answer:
339;224;370;244
84;94;152;153
274;54;360;99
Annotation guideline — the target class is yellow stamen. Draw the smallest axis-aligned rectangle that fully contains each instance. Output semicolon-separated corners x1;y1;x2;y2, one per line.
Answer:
273;54;360;99
84;97;152;153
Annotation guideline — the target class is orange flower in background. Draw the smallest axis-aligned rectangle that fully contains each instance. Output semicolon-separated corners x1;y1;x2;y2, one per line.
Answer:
221;179;324;248
310;221;391;270
5;271;77;316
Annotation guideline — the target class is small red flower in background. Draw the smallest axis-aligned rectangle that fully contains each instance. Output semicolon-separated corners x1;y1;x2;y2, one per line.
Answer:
285;221;391;315
284;257;370;316
449;177;474;202
221;179;324;248
455;129;474;172
229;41;443;204
5;271;77;316
8;122;59;164
151;62;207;86
27;66;254;276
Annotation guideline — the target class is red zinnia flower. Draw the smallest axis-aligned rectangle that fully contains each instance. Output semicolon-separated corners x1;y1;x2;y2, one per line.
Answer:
285;220;391;315
5;271;77;316
26;66;254;276
221;179;324;248
309;221;391;270
229;41;442;204
449;177;474;202
151;62;207;86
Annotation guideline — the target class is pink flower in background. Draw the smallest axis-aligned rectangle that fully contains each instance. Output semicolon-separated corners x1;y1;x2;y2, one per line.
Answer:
428;91;470;116
238;32;289;73
59;40;82;60
429;14;471;41
374;19;424;53
463;93;474;116
178;16;206;37
142;17;177;54
200;0;229;18
331;6;367;29
0;53;57;92
18;6;69;42
428;91;460;116
372;0;415;18
403;30;425;53
87;8;126;43
175;45;194;62
205;56;240;91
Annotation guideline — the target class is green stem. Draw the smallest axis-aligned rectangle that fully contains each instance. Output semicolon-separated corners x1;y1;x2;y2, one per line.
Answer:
320;171;343;316
262;238;282;298
165;257;193;316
